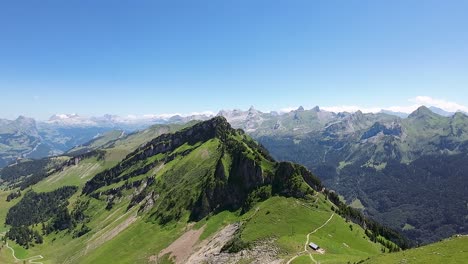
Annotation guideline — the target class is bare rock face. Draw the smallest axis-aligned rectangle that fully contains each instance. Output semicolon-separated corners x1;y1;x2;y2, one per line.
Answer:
186;223;282;264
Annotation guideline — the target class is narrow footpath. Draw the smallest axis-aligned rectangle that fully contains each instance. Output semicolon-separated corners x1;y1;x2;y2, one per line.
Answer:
286;213;335;264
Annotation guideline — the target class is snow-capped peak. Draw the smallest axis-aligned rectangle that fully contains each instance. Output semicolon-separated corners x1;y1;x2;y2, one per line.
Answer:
47;113;97;126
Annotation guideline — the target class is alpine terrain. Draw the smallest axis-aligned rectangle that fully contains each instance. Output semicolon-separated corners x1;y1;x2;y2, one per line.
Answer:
0;117;412;264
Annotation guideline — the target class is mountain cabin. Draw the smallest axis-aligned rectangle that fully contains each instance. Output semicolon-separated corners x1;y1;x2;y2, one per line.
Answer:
309;242;320;250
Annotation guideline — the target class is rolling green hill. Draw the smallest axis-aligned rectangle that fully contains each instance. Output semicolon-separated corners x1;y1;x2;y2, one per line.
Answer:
0;117;410;263
363;236;468;264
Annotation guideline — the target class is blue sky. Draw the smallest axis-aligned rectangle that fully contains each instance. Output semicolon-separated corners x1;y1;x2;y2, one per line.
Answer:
1;0;468;119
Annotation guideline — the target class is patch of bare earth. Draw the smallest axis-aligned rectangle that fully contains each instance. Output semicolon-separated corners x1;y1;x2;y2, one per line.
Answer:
85;213;138;254
186;223;239;263
186;223;282;264
153;225;206;263
200;149;210;159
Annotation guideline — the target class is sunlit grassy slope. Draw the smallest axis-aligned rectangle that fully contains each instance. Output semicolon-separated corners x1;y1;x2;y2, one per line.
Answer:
362;236;468;264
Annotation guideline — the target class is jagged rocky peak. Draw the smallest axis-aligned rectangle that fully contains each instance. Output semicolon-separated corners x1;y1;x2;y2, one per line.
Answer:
344;110;364;121
185;116;233;137
216;109;229;117
297;106;305;111
208;115;230;126
247;105;261;117
182;117;231;141
311;106;320;112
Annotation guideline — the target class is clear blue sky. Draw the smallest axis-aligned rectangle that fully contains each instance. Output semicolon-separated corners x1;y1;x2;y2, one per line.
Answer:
1;0;468;119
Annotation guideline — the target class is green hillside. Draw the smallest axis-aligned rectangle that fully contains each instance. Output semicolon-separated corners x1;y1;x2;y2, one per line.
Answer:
0;117;409;263
363;236;468;264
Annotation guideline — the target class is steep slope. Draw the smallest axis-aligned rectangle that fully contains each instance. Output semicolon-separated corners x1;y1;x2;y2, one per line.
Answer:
363;235;468;264
0;117;407;264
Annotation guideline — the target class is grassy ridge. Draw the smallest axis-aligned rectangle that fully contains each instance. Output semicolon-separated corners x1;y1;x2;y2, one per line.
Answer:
363;236;468;264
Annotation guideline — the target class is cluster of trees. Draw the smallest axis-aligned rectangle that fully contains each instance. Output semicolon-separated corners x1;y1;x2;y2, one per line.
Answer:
127;177;156;210
6;226;43;248
5;186;80;247
66;148;106;160
0;158;50;182
1;159;56;190
325;153;468;245
241;135;275;162
326;189;411;250
83;158;158;195
6;190;21;201
42;208;73;234
6;186;78;227
364;229;400;253
16;172;49;190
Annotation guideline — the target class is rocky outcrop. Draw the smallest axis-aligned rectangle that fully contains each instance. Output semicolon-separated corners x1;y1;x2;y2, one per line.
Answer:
190;151;268;221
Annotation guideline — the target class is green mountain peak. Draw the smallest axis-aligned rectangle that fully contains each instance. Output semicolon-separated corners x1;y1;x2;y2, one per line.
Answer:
408;105;436;118
82;117;320;224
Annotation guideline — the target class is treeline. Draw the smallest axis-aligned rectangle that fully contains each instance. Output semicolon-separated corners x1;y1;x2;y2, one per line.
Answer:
1;157;63;190
66;143;109;157
325;189;412;250
5;186;93;247
323;153;468;245
6;186;78;227
6;226;43;248
364;229;400;253
258;132;468;245
0;158;50;182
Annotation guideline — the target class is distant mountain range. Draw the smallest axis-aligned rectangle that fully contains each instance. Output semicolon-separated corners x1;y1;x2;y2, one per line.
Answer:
0;106;464;168
44;112;213;128
0;116;113;167
230;106;468;244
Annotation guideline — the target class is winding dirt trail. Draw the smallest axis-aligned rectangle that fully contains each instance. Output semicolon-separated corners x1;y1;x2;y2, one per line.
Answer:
5;242;44;264
286;213;335;264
